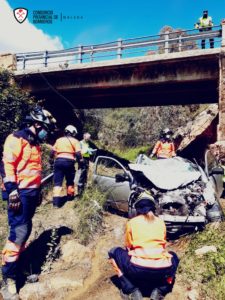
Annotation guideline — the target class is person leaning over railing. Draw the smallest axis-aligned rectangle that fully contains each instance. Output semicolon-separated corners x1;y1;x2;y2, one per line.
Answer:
195;10;214;49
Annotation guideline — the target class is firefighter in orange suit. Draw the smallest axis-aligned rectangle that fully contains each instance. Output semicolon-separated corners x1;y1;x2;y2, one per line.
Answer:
150;128;176;159
51;125;82;207
108;193;179;300
1;107;55;300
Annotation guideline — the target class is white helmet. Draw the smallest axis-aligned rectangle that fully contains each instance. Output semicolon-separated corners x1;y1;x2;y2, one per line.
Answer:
65;125;77;136
163;128;172;135
134;191;156;212
83;132;91;140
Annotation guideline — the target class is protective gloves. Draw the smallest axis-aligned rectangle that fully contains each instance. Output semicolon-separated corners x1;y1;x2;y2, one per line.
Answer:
8;190;21;210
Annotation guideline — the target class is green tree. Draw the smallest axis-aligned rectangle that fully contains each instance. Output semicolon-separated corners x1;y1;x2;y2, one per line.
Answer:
0;69;35;155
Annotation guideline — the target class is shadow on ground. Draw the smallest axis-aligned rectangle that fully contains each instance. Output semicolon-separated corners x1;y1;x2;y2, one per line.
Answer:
17;225;73;290
110;275;174;298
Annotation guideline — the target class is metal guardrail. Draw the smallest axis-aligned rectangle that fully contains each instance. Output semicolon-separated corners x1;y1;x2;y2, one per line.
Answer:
16;25;222;70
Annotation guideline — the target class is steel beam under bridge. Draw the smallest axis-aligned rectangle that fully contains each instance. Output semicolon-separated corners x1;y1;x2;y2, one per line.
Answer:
15;49;220;110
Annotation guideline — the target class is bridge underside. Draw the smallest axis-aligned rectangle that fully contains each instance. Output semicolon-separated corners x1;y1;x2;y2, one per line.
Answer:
15;50;220;126
34;79;218;109
29;80;218;130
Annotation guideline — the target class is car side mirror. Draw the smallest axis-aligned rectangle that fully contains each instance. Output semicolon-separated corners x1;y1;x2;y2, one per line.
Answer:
115;173;130;183
209;167;224;176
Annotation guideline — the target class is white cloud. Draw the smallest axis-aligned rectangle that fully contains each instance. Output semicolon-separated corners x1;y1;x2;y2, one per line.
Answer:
0;0;63;53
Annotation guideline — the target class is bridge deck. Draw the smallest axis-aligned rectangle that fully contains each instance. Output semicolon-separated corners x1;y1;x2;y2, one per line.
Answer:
15;48;221;76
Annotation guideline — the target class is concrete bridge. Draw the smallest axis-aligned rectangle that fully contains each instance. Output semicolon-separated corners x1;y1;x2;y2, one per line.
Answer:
1;24;225;140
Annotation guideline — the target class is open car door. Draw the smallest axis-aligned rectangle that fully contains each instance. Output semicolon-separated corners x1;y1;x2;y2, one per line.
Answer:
205;149;224;198
92;156;132;212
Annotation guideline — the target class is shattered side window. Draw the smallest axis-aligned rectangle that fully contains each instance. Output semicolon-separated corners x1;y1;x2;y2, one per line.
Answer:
96;158;125;178
181;158;199;172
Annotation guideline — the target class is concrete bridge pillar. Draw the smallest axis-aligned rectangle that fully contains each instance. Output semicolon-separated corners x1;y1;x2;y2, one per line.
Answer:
218;52;225;141
217;20;225;141
218;21;225;141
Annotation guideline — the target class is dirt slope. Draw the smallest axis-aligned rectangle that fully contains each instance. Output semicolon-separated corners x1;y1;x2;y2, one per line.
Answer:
3;194;223;300
19;209;126;300
15;198;191;300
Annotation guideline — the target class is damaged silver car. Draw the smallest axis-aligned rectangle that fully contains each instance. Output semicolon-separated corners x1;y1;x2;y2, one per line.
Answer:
92;150;224;235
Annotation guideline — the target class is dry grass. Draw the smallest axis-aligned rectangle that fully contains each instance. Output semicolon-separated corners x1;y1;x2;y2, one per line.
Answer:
74;185;107;245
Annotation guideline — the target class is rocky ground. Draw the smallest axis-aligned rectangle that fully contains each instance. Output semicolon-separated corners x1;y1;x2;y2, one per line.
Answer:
12;201;189;300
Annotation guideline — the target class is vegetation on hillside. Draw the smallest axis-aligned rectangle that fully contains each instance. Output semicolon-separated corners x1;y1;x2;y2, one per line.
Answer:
81;104;205;153
179;220;225;300
114;145;150;161
0;69;35;154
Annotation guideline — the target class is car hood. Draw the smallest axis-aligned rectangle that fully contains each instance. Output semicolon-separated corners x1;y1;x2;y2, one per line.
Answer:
129;156;202;190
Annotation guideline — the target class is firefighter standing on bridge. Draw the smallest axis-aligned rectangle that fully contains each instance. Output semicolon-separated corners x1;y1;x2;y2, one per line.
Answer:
195;10;214;49
1;107;55;300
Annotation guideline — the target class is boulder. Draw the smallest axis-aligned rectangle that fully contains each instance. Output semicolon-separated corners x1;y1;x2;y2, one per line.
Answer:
175;104;218;152
195;245;217;256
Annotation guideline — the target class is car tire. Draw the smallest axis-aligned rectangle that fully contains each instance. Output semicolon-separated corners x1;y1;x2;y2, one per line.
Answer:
207;202;224;222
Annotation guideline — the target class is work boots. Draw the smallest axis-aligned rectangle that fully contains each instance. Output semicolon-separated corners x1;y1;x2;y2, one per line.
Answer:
120;288;143;300
150;288;164;300
130;289;143;300
0;278;19;300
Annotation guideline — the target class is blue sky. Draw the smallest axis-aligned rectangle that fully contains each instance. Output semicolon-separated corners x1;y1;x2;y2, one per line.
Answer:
6;0;225;49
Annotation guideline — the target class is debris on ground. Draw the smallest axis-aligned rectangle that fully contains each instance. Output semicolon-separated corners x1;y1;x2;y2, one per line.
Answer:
194;245;217;256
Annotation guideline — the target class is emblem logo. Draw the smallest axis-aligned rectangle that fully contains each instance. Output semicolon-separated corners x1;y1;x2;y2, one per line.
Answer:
13;8;28;24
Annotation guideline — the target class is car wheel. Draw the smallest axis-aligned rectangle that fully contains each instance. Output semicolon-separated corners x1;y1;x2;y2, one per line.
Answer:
207;202;224;222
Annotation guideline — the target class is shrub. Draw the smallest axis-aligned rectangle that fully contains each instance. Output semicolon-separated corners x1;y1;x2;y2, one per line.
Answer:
178;222;225;299
0;69;35;155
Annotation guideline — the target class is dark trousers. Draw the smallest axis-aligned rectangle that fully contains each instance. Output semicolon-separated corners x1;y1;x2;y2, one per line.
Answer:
1;190;8;201
201;38;214;49
200;28;214;49
2;189;39;279
109;247;179;295
78;157;89;191
53;158;75;207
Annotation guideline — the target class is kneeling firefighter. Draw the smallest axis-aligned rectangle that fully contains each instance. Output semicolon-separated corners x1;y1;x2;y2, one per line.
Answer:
1;107;55;300
52;125;82;207
108;193;179;300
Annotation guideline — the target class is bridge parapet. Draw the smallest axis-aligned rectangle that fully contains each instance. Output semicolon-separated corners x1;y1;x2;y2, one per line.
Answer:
15;25;222;71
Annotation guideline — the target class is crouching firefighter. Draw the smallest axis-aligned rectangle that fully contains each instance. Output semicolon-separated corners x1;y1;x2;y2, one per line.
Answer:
51;125;82;207
108;193;179;300
1;107;55;300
